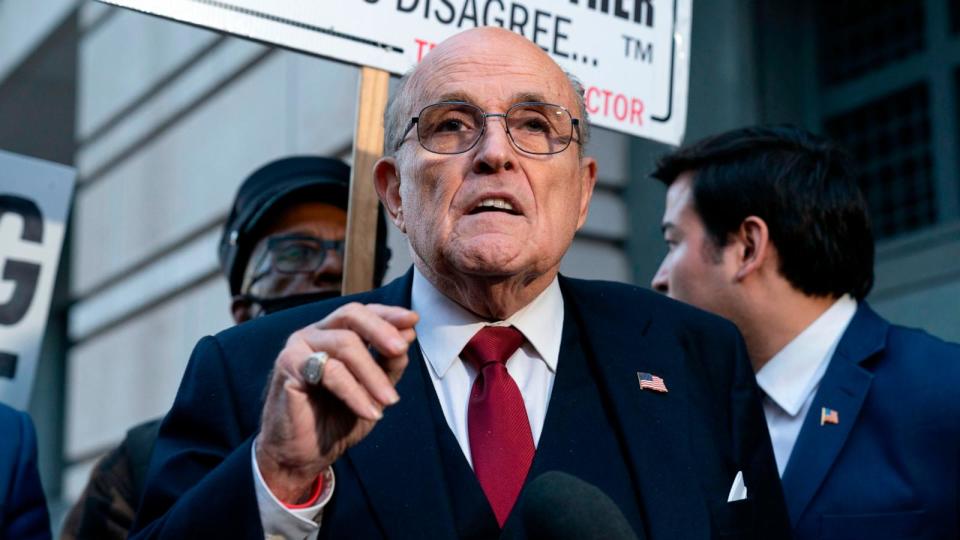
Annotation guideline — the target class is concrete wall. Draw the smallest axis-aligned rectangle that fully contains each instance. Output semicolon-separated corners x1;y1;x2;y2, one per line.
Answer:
0;0;76;84
870;223;960;342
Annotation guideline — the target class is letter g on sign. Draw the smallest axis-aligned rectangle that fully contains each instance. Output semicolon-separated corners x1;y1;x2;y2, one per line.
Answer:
0;195;44;379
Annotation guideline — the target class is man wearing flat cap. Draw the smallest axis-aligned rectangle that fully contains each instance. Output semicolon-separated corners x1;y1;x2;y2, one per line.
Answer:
63;156;389;540
132;28;788;539
221;156;390;321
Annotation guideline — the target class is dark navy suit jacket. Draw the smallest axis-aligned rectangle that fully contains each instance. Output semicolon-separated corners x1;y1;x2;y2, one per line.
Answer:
131;271;789;539
783;303;960;540
0;403;51;540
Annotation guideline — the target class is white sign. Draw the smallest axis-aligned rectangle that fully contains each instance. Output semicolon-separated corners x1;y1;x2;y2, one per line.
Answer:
99;0;691;144
0;150;75;409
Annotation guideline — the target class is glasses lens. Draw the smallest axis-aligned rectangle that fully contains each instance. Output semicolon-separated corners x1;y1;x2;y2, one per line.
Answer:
271;237;326;273
417;103;484;154
507;103;572;154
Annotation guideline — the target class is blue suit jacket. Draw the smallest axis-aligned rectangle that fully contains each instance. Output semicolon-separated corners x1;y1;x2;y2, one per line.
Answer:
131;271;789;539
783;303;960;539
0;404;51;540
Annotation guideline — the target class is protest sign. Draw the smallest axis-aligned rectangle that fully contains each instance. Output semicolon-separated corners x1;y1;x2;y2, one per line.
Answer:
0;150;75;409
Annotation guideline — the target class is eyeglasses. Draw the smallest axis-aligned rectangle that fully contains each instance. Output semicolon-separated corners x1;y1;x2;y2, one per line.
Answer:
247;233;344;289
399;101;581;155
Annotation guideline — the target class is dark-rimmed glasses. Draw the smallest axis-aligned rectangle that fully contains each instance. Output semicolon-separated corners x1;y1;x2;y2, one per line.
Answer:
399;101;581;155
246;233;345;289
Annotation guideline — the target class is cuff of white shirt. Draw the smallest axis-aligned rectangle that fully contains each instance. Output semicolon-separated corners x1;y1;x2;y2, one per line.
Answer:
251;440;335;539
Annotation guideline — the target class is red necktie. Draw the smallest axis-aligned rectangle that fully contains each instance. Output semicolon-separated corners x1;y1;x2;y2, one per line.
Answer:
461;325;535;527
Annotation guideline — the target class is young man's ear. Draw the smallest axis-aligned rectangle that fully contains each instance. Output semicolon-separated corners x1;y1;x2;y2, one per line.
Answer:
374;157;404;233
733;216;772;281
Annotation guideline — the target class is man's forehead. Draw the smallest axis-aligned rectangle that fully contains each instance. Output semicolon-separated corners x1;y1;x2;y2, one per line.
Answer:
431;90;554;107
425;27;553;69
411;30;572;108
419;65;568;104
259;201;347;235
663;175;698;222
666;178;691;206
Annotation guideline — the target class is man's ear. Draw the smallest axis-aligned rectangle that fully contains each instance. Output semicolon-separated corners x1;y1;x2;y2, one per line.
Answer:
374;156;405;233
733;216;771;281
575;156;598;230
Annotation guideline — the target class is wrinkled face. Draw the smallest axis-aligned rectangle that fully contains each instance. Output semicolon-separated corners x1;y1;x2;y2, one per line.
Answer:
235;201;346;321
651;172;738;318
391;29;596;282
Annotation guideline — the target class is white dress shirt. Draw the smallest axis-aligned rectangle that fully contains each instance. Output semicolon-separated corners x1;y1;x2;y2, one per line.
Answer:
253;268;564;538
755;295;857;476
412;267;563;465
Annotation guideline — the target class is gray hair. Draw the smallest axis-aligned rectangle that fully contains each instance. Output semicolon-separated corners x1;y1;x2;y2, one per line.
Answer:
383;69;591;157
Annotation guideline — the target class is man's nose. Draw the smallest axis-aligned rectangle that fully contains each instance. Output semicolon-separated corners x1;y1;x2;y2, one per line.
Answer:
313;248;344;280
651;263;669;294
472;117;516;174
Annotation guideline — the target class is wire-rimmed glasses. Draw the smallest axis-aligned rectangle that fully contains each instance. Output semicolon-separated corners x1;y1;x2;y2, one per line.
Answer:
399;101;581;155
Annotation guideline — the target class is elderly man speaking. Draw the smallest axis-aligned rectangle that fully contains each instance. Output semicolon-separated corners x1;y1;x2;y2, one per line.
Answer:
131;28;788;539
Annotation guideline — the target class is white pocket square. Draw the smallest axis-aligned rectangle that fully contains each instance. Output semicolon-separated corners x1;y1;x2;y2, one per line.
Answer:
726;470;748;502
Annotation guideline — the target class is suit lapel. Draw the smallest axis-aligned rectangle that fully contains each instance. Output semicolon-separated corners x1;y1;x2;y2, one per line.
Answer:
780;304;888;526
560;278;708;539
341;270;460;539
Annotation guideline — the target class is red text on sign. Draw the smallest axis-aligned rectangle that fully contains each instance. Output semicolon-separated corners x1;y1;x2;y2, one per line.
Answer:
414;38;437;61
585;86;644;126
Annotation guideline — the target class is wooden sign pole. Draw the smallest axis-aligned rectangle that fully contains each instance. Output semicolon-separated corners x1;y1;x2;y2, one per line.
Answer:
342;66;390;295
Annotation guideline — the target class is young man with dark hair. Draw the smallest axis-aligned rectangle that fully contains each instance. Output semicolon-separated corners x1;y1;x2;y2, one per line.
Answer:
652;124;960;540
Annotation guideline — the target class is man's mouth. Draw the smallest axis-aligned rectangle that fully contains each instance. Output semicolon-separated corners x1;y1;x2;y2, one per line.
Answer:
468;198;522;216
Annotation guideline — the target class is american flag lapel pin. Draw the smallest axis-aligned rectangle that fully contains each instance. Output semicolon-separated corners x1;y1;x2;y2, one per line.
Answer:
820;407;839;426
637;372;668;393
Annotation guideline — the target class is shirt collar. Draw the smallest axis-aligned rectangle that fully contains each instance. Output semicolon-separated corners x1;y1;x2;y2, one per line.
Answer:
410;267;564;378
755;294;858;416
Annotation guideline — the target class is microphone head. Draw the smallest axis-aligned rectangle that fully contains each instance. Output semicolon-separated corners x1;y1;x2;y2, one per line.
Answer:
520;471;640;540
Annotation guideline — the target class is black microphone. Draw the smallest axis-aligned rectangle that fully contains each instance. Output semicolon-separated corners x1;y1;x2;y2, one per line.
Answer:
519;471;640;540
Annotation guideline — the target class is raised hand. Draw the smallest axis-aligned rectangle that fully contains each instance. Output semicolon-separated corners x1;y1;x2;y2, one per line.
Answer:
254;303;418;503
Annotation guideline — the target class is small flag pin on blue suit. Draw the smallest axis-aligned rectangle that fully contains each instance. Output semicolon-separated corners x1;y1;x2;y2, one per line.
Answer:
637;372;668;393
820;407;839;426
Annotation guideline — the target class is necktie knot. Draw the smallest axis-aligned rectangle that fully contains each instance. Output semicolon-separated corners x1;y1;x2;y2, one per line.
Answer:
461;326;525;371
